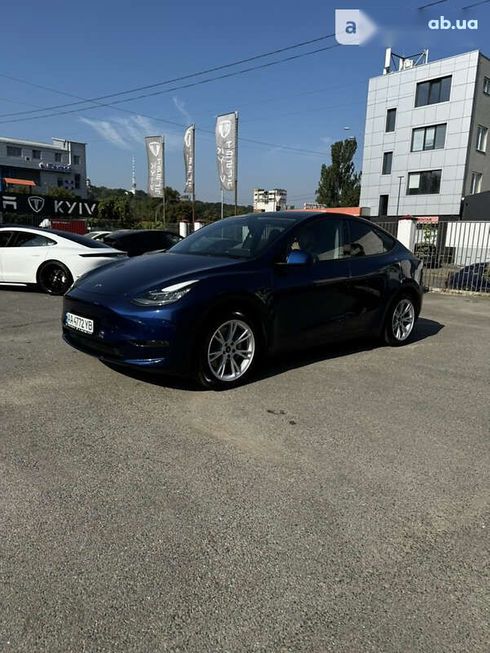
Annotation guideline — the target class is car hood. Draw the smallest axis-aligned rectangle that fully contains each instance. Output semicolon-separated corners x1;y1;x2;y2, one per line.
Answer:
70;251;246;297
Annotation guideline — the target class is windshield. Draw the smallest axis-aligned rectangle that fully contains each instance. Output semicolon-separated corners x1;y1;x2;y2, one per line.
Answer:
169;214;300;259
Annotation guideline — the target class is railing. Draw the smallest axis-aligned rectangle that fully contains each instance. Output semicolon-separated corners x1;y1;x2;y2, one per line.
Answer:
414;220;490;294
371;219;398;237
370;216;490;294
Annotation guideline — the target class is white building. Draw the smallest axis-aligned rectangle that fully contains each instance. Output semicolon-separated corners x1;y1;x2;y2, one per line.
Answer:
360;50;490;217
253;188;287;212
0;136;87;198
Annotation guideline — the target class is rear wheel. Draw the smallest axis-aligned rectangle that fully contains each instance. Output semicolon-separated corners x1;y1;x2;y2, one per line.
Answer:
197;313;259;389
38;262;73;295
383;295;416;346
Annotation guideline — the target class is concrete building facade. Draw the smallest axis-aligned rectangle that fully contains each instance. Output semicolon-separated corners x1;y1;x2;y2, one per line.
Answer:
360;50;490;217
253;188;287;212
0;136;87;198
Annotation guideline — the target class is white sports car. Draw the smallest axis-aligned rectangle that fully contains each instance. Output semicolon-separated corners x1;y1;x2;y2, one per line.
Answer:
0;226;126;295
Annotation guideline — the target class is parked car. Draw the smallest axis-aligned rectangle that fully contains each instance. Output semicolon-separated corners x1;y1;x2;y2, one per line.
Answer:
62;211;423;388
87;230;112;241
446;261;490;292
102;229;183;256
0;226;126;295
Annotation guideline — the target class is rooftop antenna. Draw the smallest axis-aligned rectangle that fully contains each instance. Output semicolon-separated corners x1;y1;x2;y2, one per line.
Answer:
130;155;136;195
383;48;429;75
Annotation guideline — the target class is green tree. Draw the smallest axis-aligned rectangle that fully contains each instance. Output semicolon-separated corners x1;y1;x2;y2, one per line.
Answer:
316;138;361;208
46;186;77;200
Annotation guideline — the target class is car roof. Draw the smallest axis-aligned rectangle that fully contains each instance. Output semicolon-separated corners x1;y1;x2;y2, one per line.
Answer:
107;229;176;238
0;224;86;238
223;211;384;229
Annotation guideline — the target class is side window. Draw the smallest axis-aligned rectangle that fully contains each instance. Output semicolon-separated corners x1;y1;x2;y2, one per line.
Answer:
167;233;182;246
141;233;158;250
12;232;56;247
290;220;346;262
163;233;181;248
345;221;393;257
0;231;15;247
18;235;56;247
117;236;132;250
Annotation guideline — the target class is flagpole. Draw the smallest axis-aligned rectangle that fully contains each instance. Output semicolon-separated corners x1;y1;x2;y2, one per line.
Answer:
221;189;224;220
234;111;238;216
192;125;196;227
162;136;166;227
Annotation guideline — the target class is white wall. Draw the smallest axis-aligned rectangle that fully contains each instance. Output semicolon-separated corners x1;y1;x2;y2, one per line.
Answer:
360;51;480;217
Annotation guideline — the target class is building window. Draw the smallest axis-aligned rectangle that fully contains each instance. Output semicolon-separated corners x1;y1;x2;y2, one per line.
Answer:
407;170;442;195
382;152;393;175
411;124;447;152
470;172;483;194
57;178;64;187
54;152;62;162
415;76;452;107
32;149;41;159
378;195;389;216
74;174;81;189
476;125;488;153
385;108;396;132
73;155;80;165
484;77;490;95
6;145;22;157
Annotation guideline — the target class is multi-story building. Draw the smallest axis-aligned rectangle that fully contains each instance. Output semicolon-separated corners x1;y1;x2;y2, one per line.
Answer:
253;188;287;212
0;136;87;198
360;49;490;217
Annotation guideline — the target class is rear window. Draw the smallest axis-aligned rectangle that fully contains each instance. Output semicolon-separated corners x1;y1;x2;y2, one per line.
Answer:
50;230;112;248
346;221;395;257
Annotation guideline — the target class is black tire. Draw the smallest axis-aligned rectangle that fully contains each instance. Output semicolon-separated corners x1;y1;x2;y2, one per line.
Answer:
37;262;73;296
383;293;417;346
196;311;261;389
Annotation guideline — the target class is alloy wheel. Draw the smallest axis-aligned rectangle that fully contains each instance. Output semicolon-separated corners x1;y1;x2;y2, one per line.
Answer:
42;265;71;295
392;298;415;342
207;319;255;382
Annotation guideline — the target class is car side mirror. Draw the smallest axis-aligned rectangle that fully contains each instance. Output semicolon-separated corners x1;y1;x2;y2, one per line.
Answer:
285;250;313;266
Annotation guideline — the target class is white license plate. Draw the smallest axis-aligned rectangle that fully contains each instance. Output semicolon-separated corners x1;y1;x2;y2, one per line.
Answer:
65;312;94;335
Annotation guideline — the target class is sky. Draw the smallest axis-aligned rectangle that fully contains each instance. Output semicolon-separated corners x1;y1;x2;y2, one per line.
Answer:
1;0;489;205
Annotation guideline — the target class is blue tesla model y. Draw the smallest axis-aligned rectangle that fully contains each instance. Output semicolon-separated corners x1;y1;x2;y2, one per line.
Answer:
62;211;423;388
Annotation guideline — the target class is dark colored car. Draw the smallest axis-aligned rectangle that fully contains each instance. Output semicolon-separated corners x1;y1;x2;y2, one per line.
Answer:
446;261;490;292
102;229;182;256
62;212;423;389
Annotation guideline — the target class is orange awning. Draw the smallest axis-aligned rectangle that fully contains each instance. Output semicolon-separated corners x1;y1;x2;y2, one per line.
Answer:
3;177;36;186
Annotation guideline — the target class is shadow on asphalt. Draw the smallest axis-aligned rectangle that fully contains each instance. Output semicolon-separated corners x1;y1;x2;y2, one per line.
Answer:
254;317;444;383
103;317;444;392
0;285;41;294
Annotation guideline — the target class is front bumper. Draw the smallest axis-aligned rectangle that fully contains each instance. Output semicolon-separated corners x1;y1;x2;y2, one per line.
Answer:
62;291;193;372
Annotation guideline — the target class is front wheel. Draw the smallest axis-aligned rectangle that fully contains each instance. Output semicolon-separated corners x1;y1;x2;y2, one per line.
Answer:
383;295;416;346
38;262;73;295
197;313;259;389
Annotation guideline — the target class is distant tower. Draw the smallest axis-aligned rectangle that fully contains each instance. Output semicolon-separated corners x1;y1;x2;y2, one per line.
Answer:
130;155;136;195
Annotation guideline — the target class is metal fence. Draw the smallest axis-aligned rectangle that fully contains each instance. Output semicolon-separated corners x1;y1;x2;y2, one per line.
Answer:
371;219;398;237
415;220;490;294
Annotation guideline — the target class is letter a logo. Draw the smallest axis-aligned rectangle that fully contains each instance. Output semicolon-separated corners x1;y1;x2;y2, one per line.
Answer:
335;9;377;46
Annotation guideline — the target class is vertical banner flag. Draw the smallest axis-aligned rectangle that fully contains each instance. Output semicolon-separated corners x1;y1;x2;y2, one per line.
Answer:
183;125;195;195
216;112;237;192
145;135;164;197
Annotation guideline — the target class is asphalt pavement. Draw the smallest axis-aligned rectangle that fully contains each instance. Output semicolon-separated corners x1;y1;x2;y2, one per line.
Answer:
0;289;489;652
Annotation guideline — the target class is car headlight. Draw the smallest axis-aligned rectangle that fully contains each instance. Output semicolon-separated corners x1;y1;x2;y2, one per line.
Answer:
132;280;198;306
